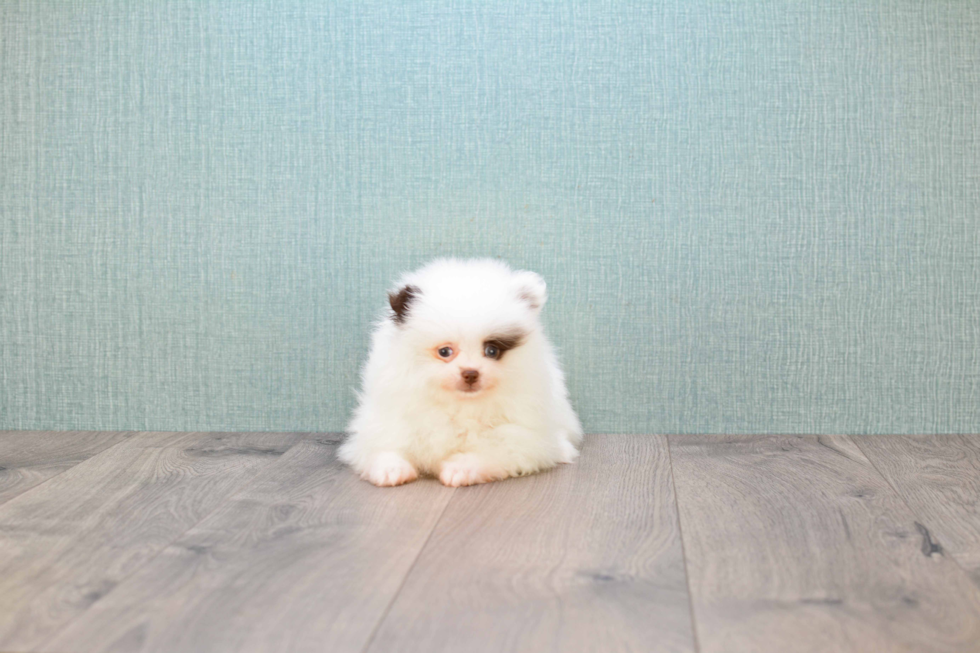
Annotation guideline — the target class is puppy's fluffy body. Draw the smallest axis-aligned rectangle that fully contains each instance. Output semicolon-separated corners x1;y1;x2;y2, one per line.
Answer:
339;259;583;487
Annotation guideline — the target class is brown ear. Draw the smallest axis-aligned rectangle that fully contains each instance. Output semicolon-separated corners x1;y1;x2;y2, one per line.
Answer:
388;285;420;325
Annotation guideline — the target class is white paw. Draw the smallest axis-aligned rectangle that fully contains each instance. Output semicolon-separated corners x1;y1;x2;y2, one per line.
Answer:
438;453;505;487
363;452;418;487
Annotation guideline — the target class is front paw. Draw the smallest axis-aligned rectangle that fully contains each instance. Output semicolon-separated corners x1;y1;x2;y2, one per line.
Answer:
438;453;506;487
363;452;418;487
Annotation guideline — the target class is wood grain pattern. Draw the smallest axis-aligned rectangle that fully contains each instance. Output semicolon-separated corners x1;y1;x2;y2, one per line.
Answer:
855;434;980;588
0;430;132;505
669;434;980;653
5;431;980;653
0;430;313;651
44;438;456;653
366;434;696;653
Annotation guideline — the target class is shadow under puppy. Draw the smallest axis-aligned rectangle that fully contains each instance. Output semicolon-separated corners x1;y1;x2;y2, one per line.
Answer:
340;258;583;487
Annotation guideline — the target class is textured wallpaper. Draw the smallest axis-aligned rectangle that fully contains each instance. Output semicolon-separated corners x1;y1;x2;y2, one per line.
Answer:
2;1;979;433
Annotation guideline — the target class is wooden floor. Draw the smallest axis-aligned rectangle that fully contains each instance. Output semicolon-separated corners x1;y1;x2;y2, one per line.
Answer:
1;432;979;653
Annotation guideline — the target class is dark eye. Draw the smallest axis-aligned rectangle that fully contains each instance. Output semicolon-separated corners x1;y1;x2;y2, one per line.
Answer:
438;346;453;358
484;344;499;359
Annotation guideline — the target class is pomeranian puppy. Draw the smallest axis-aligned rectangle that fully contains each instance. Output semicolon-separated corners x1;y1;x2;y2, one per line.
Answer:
339;258;583;487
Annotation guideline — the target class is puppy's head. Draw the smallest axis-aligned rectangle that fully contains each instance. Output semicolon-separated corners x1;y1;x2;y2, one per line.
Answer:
386;259;546;398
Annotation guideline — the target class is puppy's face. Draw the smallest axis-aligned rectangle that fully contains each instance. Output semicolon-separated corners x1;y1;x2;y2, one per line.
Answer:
426;331;525;396
385;260;546;400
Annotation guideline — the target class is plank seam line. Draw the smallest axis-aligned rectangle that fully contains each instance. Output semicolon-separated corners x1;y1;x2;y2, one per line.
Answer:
31;434;309;651
666;434;702;653
849;435;980;593
0;431;139;508
359;486;457;653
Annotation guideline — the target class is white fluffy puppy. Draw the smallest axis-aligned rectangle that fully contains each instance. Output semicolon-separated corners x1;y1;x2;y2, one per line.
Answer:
339;258;583;487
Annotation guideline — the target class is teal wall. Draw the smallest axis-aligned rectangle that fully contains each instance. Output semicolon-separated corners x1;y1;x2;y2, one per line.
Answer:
2;1;979;434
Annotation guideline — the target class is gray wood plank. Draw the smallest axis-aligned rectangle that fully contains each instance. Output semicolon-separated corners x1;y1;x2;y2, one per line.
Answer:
669;434;980;653
0;430;314;651
366;434;696;653
0;430;133;505
43;438;456;653
855;434;980;588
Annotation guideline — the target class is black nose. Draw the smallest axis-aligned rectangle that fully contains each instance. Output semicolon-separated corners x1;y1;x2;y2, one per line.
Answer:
461;369;479;384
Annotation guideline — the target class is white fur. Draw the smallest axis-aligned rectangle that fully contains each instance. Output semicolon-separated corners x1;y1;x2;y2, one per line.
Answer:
339;258;583;487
